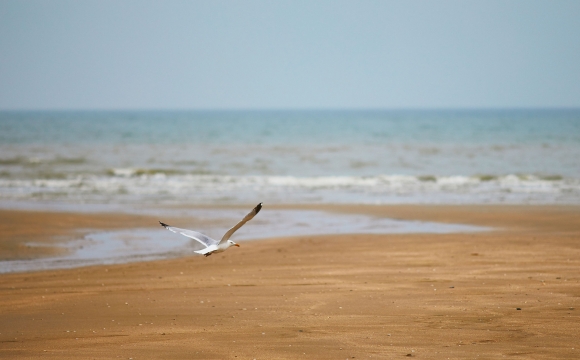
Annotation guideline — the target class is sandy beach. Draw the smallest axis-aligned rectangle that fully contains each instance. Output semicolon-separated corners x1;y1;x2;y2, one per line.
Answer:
3;2;580;359
1;205;579;359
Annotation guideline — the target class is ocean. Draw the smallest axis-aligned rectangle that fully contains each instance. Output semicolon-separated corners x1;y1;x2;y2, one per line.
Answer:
1;109;579;206
2;109;578;271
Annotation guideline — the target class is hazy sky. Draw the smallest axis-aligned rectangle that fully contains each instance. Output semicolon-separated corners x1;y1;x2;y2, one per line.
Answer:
1;0;579;110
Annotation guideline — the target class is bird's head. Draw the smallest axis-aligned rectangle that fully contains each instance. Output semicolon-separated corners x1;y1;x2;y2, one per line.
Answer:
228;240;240;247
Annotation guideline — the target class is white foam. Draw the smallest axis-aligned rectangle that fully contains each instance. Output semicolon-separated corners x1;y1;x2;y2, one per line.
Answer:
0;174;579;204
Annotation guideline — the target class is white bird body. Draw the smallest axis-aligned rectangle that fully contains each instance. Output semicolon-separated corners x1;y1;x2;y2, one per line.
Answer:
159;203;262;257
193;242;231;256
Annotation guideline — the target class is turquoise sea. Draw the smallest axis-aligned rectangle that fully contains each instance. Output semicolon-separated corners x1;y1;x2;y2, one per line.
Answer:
1;109;579;205
2;109;579;271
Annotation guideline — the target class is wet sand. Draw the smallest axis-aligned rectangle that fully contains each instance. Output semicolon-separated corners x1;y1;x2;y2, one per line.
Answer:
1;205;579;359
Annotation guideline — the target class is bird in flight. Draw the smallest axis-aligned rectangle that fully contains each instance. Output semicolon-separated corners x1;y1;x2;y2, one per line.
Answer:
159;203;262;257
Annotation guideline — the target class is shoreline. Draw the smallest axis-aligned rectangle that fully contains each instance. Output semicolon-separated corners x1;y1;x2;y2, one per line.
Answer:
1;204;579;358
0;204;493;270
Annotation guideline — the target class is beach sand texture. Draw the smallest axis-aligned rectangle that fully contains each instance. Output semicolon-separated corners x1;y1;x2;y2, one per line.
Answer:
1;205;579;359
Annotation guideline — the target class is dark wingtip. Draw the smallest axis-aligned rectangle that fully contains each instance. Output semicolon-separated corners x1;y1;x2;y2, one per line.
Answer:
255;202;262;214
159;221;169;228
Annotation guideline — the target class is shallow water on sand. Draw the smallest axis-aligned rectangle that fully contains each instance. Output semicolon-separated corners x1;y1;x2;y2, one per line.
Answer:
0;208;488;273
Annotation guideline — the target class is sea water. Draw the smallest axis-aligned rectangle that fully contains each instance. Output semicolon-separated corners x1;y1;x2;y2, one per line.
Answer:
1;109;579;205
4;109;575;271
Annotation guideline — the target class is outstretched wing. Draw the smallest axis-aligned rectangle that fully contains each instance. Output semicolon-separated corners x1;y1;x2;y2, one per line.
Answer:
159;221;217;248
219;203;262;244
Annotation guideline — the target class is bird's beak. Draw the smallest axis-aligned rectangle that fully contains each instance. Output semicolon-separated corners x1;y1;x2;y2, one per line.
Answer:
234;244;240;247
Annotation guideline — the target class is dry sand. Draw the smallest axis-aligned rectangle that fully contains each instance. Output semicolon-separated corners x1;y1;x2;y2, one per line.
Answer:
1;205;579;359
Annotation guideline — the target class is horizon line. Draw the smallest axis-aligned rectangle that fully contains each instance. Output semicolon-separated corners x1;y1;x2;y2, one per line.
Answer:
2;106;580;113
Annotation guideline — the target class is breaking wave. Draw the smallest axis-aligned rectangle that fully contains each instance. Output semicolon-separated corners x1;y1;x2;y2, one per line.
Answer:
0;173;578;205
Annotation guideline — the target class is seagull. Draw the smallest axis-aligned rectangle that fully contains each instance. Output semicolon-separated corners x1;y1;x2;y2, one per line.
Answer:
159;203;262;257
